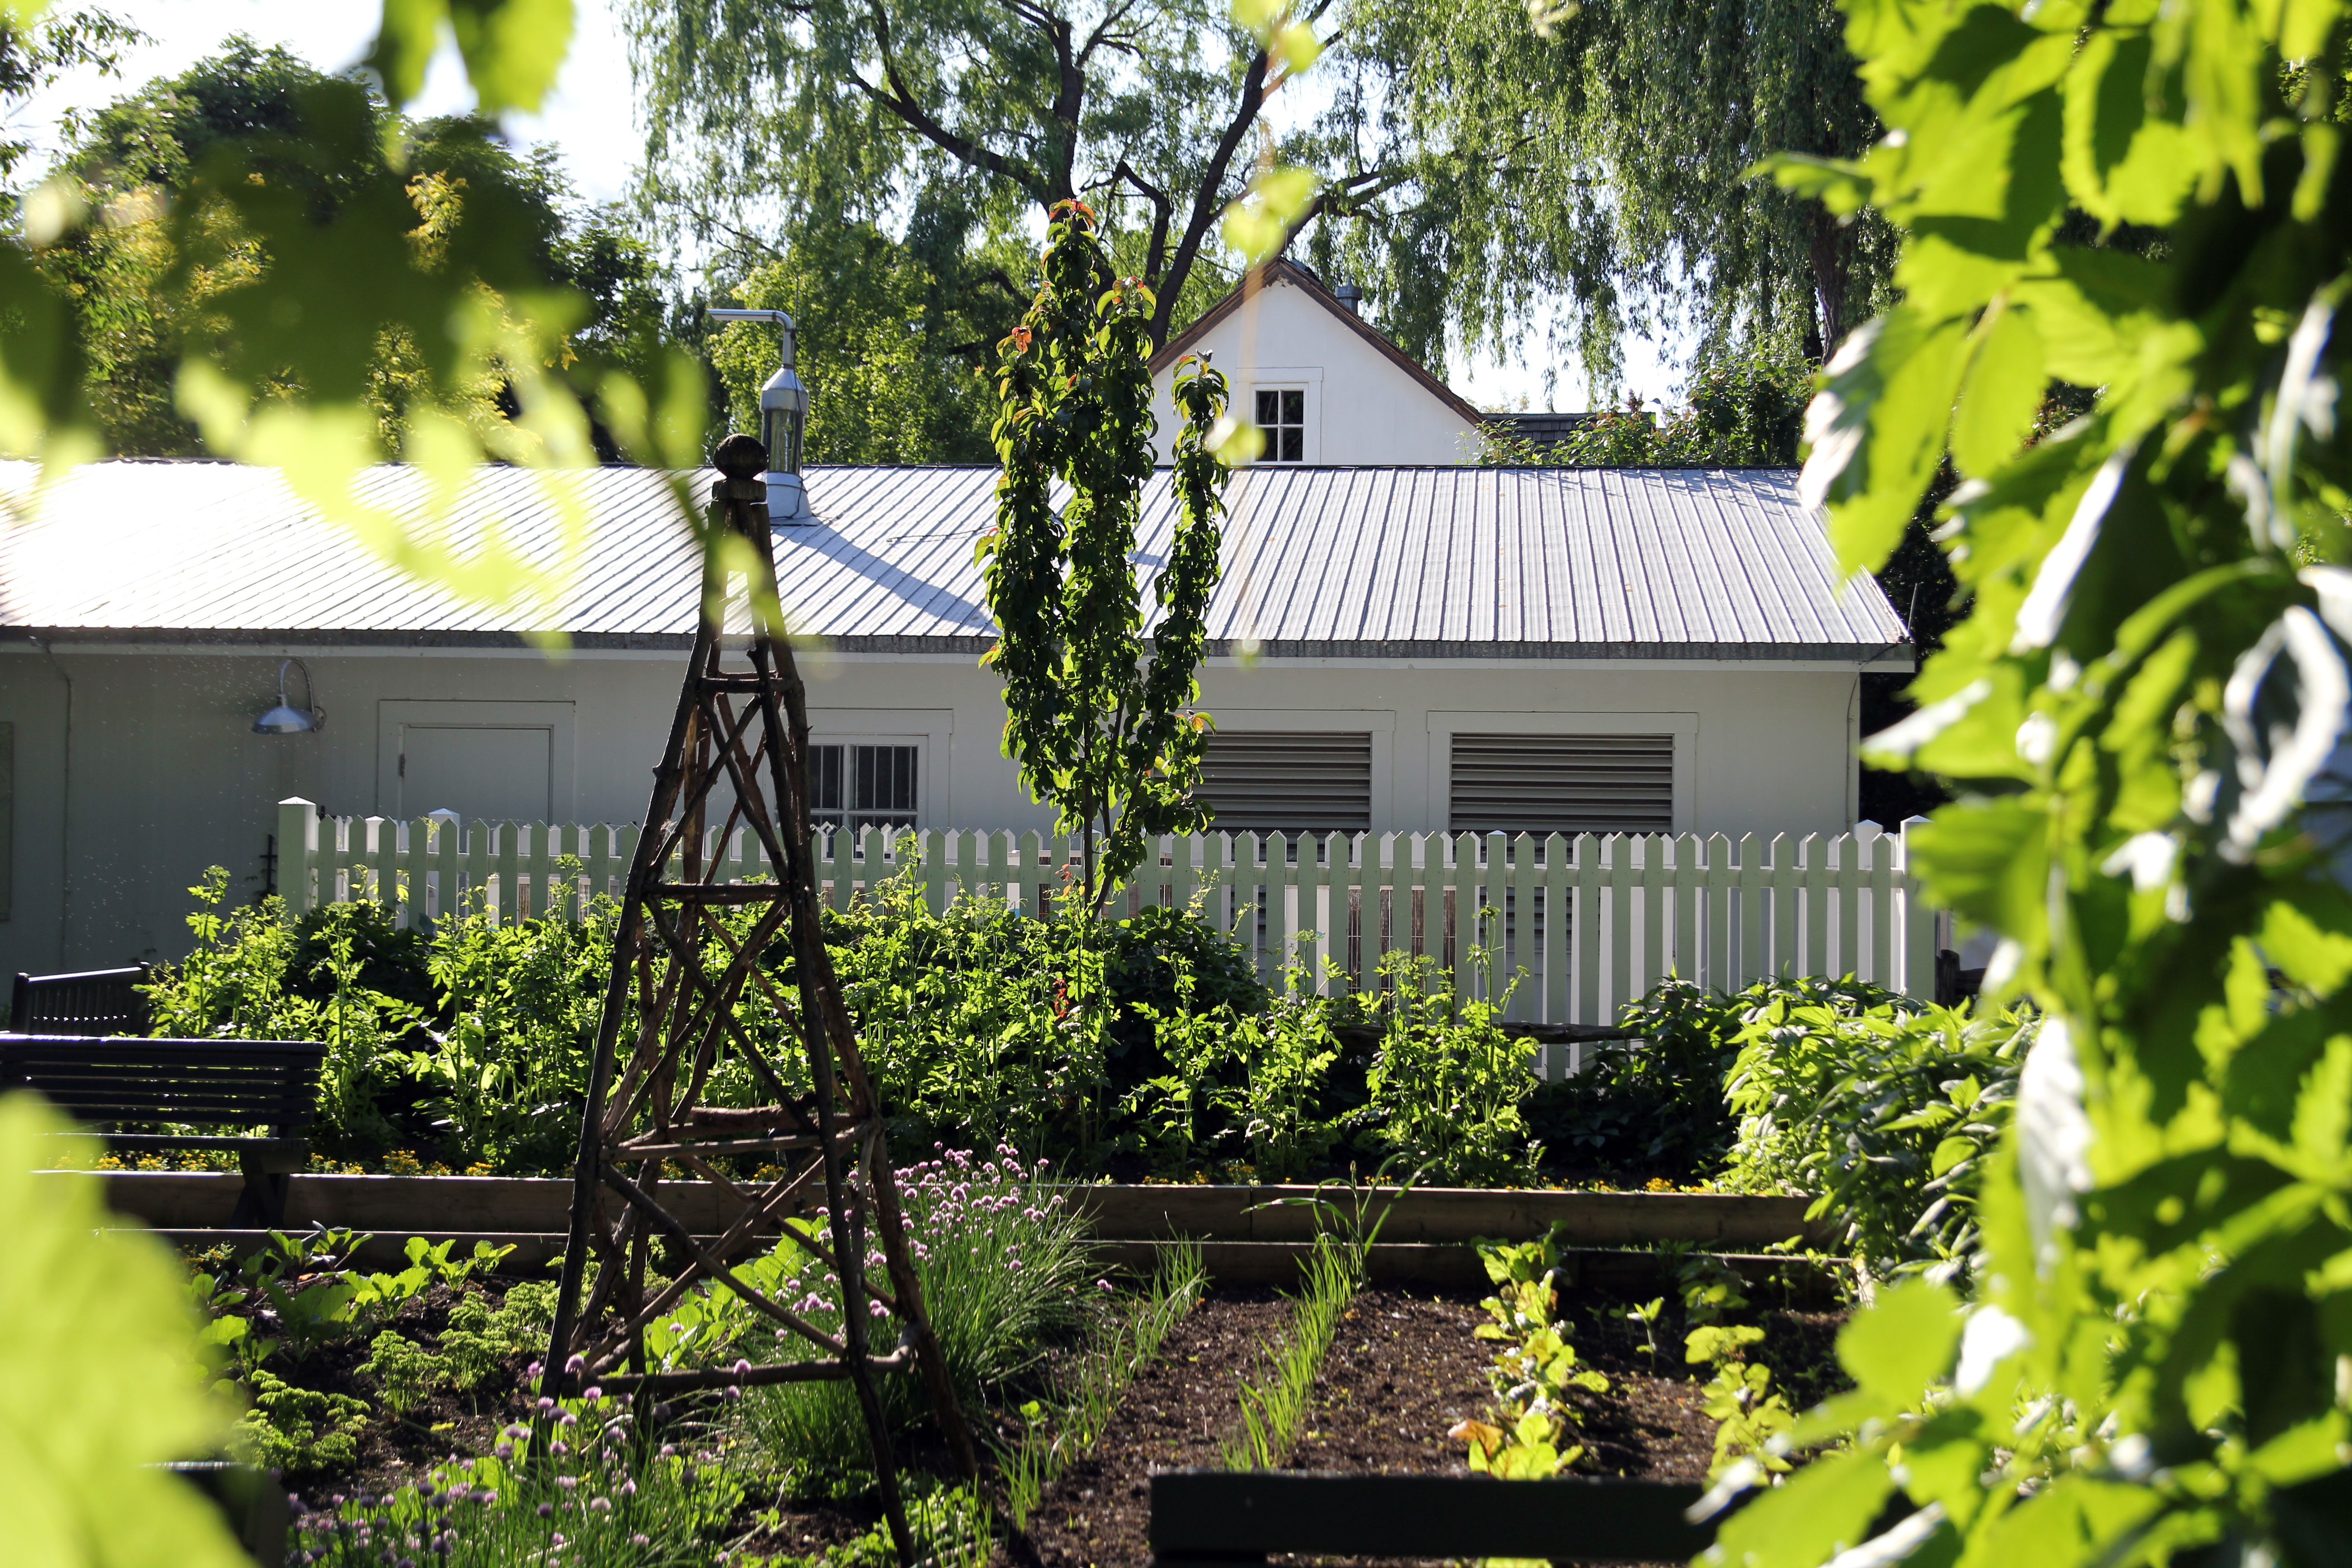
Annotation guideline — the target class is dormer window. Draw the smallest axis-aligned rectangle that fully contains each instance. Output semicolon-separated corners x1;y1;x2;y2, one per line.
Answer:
1254;387;1306;461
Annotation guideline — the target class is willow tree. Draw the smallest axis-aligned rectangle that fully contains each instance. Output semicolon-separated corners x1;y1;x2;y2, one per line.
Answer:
632;0;1393;350
1334;0;1897;392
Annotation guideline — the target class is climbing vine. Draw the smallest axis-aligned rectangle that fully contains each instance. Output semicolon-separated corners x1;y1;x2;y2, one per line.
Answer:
982;200;1233;914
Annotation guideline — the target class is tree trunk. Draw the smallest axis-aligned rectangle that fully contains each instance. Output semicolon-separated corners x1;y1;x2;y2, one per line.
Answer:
1807;205;1851;364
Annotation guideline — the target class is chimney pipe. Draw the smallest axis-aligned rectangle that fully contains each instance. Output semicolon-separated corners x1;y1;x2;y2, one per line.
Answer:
708;308;810;521
1333;284;1363;316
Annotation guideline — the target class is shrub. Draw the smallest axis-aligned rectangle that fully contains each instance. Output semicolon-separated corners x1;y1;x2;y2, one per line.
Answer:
231;1368;370;1473
1527;976;1752;1178
1359;949;1537;1185
1719;987;2028;1277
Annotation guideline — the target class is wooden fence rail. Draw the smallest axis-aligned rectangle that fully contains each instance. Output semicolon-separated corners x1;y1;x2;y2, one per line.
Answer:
275;799;1938;1038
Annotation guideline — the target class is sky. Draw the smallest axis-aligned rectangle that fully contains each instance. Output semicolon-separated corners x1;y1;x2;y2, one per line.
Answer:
14;0;1690;413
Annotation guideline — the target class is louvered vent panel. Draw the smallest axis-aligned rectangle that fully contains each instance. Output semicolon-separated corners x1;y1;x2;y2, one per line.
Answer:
1449;734;1673;835
1196;732;1372;831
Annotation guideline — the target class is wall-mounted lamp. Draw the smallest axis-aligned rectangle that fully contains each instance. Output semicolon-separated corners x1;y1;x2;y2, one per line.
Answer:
252;658;324;735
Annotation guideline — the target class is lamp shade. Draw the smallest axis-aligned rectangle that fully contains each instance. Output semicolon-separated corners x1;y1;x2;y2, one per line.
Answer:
252;701;318;735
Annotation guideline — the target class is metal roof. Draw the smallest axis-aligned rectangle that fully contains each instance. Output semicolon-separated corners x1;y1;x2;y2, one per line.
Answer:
0;461;1911;662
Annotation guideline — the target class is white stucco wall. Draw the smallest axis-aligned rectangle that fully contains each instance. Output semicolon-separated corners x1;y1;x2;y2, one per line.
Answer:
1147;276;1484;466
0;642;1874;977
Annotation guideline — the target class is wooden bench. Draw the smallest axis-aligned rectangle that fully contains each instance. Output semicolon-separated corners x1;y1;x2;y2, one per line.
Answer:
1148;1470;1732;1565
10;964;151;1034
0;1034;328;1228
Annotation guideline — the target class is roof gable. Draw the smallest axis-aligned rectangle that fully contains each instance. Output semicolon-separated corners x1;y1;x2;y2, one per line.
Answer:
1150;260;1485;426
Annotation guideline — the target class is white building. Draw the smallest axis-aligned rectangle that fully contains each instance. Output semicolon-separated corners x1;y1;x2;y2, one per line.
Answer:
1147;261;1486;466
0;457;1910;977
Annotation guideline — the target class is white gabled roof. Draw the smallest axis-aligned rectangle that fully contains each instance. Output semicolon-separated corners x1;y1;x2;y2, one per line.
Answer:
0;461;1911;663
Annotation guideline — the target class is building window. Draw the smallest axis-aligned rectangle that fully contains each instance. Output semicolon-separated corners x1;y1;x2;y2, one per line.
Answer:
1449;733;1673;836
1196;731;1371;832
810;743;919;839
1254;387;1305;461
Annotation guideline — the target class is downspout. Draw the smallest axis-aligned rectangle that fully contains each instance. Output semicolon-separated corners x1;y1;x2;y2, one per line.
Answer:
29;634;71;966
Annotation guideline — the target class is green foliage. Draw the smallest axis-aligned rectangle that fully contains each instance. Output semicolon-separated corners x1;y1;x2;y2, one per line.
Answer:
1348;0;1892;393
1720;985;2027;1276
1361;948;1537;1185
359;1329;445;1416
1527;975;1751;1177
1477;356;1812;467
1453;1233;1609;1477
0;1091;247;1567
37;39;666;460
0;0;706;615
982;202;1233;914
231;1367;371;1475
1710;0;2352;1562
716;1146;1100;1490
439;1279;559;1390
1675;1255;1794;1480
294;1390;744;1566
999;1246;1206;1531
413;887;617;1169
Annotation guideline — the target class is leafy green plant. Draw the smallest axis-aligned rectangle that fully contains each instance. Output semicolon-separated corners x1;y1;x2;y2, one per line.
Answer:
440;1280;560;1391
1674;1255;1793;1482
981;198;1232;915
0;1092;247;1567
230;1367;371;1474
359;1329;445;1417
1219;1232;1358;1470
720;1145;1100;1490
1362;946;1536;1183
1527;973;1762;1178
1720;991;2028;1277
292;1387;743;1566
1451;1233;1610;1478
1693;0;2352;1562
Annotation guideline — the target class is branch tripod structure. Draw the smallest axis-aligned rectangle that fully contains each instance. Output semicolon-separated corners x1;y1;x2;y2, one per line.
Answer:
539;436;977;1563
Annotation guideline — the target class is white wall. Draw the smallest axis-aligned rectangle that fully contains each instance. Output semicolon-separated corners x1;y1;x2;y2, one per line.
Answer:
1147;276;1484;466
0;642;1869;977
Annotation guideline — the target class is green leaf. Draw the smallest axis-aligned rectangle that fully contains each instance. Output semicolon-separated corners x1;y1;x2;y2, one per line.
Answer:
372;0;575;115
0;1093;246;1568
1803;305;1970;575
1705;1448;1896;1568
1931;1135;1979;1177
1838;1280;1962;1399
1951;303;2046;478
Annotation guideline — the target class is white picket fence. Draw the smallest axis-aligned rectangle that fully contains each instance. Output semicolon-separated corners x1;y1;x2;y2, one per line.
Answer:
275;797;1939;1033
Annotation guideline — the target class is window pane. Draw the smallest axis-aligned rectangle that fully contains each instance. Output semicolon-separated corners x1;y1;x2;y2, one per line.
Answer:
1255;388;1281;424
1280;426;1303;461
809;745;843;815
848;745;919;815
1280;389;1304;422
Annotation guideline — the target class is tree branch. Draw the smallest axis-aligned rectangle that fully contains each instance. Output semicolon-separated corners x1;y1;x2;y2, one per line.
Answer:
1114;159;1175;290
847;0;1048;201
1148;48;1272;347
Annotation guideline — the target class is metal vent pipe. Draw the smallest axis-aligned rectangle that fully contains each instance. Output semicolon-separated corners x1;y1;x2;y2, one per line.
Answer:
709;308;810;520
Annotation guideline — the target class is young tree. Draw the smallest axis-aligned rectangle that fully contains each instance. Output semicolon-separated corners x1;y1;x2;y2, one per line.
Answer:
981;199;1232;915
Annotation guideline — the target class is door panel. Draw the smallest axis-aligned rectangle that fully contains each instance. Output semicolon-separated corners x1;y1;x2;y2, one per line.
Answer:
398;725;553;821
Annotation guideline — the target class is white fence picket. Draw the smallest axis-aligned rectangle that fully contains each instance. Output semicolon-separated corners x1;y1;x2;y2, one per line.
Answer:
270;799;1942;1027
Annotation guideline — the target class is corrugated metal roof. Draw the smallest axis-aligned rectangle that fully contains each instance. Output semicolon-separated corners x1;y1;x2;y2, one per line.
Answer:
0;461;1911;661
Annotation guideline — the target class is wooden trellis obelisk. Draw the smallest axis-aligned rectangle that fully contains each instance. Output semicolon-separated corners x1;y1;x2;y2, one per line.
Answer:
540;436;976;1561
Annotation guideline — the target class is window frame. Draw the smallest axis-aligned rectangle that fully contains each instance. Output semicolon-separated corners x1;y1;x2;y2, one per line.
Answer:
1240;369;1323;464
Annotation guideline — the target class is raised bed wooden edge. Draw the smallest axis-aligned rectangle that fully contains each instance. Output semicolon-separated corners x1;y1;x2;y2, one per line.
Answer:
75;1173;1834;1249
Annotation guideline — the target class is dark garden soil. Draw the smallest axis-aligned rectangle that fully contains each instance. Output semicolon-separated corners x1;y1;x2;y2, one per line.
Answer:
1005;1288;1294;1568
1000;1282;1846;1568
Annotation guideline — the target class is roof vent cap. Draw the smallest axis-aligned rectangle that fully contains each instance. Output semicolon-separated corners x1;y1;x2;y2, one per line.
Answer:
1333;284;1364;315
